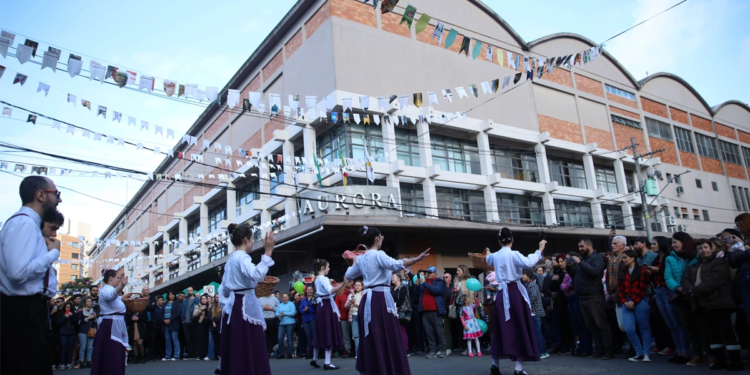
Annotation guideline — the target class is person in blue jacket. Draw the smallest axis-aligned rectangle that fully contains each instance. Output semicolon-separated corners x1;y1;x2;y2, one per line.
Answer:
299;285;317;359
419;266;447;359
665;232;702;366
162;291;183;361
276;293;297;359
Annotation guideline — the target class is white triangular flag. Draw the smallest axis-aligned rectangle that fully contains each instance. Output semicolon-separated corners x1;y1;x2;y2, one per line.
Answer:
227;89;240;109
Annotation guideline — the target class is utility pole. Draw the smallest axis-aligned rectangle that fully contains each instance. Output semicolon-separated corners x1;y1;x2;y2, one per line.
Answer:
629;137;664;240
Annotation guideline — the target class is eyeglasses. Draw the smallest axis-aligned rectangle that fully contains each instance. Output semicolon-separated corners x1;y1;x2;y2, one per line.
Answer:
42;190;61;199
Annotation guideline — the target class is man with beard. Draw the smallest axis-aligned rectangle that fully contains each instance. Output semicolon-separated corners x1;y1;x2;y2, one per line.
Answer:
181;286;199;359
88;285;100;314
0;176;62;375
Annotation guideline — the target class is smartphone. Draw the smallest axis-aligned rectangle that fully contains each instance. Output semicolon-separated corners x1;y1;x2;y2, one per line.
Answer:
610;225;616;231
724;235;733;245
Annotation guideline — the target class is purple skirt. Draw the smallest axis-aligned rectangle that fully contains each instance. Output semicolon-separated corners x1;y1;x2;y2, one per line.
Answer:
356;291;412;375
312;298;344;350
220;294;271;375
90;319;126;375
490;282;540;362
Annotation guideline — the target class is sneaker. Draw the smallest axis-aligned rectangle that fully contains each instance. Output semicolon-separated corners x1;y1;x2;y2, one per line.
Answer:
477;351;482;357
425;352;438;359
629;355;644;362
469;352;475;357
171;358;177;361
642;355;651;362
437;352;447;358
446;349;452;356
659;348;674;356
651;347;661;354
686;356;703;366
540;352;550;359
162;358;169;361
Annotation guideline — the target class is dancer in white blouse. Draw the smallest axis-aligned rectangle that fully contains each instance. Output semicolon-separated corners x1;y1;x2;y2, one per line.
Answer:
90;270;137;375
310;259;346;370
345;226;430;375
219;223;275;375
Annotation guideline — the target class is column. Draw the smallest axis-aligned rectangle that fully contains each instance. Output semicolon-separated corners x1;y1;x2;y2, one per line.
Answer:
177;215;188;279
535;143;556;225
382;111;399;189
621;202;635;230
303;125;316;163
590;198;605;229
160;231;170;285
282;138;299;229
226;181;237;222
417;118;438;218
477;131;498;222
583;154;604;228
147;242;155;288
199;203;209;267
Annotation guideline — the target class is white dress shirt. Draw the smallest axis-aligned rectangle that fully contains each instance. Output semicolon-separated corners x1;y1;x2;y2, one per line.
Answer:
220;251;274;328
0;207;59;296
486;246;542;321
97;284;128;348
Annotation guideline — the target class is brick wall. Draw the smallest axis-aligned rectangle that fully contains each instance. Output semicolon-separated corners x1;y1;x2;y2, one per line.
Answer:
185;186;204;206
168;199;182;217
404;237;435;274
416;25;443;46
305;1;331;39
574;74;603;97
331;0;376;28
640;97;668;118
680;152;700;170
381;10;411;38
715;122;737;140
739;130;750;144
700;157;724;175
610;106;639;120
538;114;583;144
240;131;263;152
669;107;689;125
584;126;614;150
607;93;638;109
262;50;283;80
649;137;678;165
725;163;746;180
263;117;286;144
285;29;303;60
204;110;229;140
690;114;713;132
546;68;572;88
612;123;644;156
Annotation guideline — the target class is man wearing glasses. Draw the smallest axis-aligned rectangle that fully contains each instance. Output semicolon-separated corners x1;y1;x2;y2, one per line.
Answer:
0;176;63;375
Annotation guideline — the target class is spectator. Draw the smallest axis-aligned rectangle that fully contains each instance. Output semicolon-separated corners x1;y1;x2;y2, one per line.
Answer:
50;297;64;369
274;290;281;300
522;269;549;359
75;296;97;369
192;294;211;361
125;307;148;364
569;237;613;360
294;291;307;358
57;301;77;369
453;266;472;355
683;238;744;371
88;285;100;314
726;216;750;326
410;270;426;355
548;254;574;354
210;294;221;360
534;267;545;289
162;291;182;361
276;293;296;359
666;232;704;366
259;290;280;357
419;265;447;359
334;280;353;358
153;296;166;360
176;291;186;358
181;287;199;360
443;271;455;356
483;271;499;350
617;250;652;362
141;286;157;362
392;273;410;352
299;285;316;359
347;280;364;358
650;236;690;364
559;252;592;357
606;236;627;355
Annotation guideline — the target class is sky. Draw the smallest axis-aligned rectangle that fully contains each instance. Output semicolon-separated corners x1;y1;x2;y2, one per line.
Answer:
0;0;748;240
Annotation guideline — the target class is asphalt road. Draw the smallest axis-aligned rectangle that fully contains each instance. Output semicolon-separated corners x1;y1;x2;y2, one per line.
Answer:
53;351;750;374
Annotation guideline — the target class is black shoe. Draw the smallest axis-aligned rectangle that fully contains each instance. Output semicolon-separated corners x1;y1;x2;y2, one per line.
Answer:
277;354;285;359
214;369;221;375
667;355;678;363
601;352;615;360
323;364;340;370
549;347;560;354
514;371;528;375
586;352;603;359
306;354;313;359
673;355;690;365
491;365;502;375
558;347;570;354
310;360;320;368
286;354;292;359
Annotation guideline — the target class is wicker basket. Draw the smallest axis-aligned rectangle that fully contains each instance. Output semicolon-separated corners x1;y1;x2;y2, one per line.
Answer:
256;276;279;297
468;248;494;271
124;297;149;313
343;244;368;267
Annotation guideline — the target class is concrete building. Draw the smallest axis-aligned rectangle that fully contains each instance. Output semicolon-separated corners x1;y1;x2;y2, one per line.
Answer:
56;221;91;285
86;0;750;293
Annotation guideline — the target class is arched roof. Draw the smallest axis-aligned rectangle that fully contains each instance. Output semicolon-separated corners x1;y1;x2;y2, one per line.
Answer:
469;0;528;49
712;100;750;116
638;72;714;114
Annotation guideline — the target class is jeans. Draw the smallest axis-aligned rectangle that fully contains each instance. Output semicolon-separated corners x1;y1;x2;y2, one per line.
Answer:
421;311;446;354
208;330;214;359
579;296;613;353
340;320;351;352
675;304;708;357
77;333;94;362
351;315;360;356
277;323;295;356
531;316;547;355
183;322;195;358
59;334;76;366
296;321;307;357
622;298;652;356
567;293;592;355
654;286;690;354
740;272;750;326
302;320;316;356
165;327;181;359
410;309;422;352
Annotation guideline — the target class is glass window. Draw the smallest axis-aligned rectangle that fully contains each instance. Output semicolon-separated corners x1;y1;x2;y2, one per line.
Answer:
187;219;201;244
236;180;260;216
712;181;718;191
548;157;587;189
271;210;287;234
719;141;742;165
71;253;79;259
695;134;720;159
316;124;383;163
435;187;485;221
674;127;695;153
554;199;593;228
71;264;79;270
693;209;701;220
431;134;481;175
703;210;710;221
169;268;179;280
611;115;641;129
602;205;625;230
496;193;544;225
732;186;747;211
70;275;77;281
400;183;426;218
646;118;673;141
395;128;420;167
208;204;226;232
595;166;619;193
72;243;80;249
490;146;539;182
626;172;636;193
316;125;347;162
632;206;645;231
696;179;702;189
187;257;201;271
330;177;387;187
270;173;284;195
605;84;636;101
742;148;750;168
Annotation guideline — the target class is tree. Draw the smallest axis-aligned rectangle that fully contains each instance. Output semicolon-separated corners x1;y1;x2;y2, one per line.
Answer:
58;276;94;299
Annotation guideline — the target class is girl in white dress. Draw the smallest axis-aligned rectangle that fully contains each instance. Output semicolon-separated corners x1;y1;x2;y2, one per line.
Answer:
310;259;346;370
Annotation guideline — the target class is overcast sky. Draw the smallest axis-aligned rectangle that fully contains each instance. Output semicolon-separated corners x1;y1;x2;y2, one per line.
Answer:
0;0;747;240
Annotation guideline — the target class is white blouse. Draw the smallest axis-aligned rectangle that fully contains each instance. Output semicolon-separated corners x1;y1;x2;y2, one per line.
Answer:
314;275;340;319
486;246;542;321
97;284;128;348
220;251;274;329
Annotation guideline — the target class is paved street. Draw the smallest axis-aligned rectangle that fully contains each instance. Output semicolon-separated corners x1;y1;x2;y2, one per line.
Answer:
53;352;750;374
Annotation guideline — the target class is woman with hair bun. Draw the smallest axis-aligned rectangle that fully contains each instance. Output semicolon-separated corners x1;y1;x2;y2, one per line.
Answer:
90;269;137;375
309;258;346;370
487;228;547;375
219;223;276;375
345;226;431;375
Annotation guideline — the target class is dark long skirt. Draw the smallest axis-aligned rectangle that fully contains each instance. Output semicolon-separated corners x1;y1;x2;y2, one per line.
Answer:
91;319;126;375
490;282;540;362
355;291;412;375
312;299;344;350
220;294;271;375
195;318;211;359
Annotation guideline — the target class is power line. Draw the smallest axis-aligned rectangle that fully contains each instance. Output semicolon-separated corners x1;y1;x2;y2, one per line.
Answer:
599;0;688;45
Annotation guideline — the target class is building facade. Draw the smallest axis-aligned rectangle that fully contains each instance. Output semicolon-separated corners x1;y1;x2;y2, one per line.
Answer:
86;0;750;293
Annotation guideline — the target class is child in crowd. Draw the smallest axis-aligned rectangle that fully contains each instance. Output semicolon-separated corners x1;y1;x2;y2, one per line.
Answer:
460;283;483;357
522;269;550;359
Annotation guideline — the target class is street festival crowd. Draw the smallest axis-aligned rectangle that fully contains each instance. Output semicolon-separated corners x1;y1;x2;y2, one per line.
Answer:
4;177;750;374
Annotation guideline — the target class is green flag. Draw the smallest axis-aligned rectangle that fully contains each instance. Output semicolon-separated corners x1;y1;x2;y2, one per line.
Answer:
313;156;322;185
338;147;348;186
472;40;482;60
414;13;431;34
400;4;416;29
445;29;458;49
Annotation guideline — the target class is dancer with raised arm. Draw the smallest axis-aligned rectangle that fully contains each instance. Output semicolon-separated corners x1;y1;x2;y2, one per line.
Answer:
345;226;431;375
487;228;547;375
90;270;137;375
309;259;346;370
219;224;275;375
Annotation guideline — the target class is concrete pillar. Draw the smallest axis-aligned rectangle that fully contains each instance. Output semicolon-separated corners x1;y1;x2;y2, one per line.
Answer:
160;230;170;285
382;111;399;189
303;125;316;162
148;242;155;288
477;130;498;222
226;181;237;222
591;199;605;229
177;215;188;279
613;158;629;196
199;203;209;266
535;143;556;225
621;202;635;230
282;139;298;229
417;119;438;218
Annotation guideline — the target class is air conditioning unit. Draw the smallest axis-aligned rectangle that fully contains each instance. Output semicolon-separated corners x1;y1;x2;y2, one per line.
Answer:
667;216;677;226
678;224;689;233
668;227;678;233
676;186;685;196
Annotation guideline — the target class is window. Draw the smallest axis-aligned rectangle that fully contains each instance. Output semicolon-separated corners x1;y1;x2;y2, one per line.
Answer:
497;194;544;225
208;204;226;232
646;118;673;141
695;134;720;159
400;183;425;218
732;186;750;211
602;205;625;230
548;157;587;189
187;257;201;271
72;243;79;249
270;173;284;195
316;123;383;162
114;221;125;235
435;187;485;221
395;128;420;167
71;264;79;270
490;146;539;182
693;209;701;220
696;179;702;189
703;210;710;221
605;84;636;101
595;166;619;193
271;210;287;234
719;141;742;165
632;206;645;231
209;242;228;262
169;268;179;280
351;123;384;161
743;147;750;168
554;200;593;228
431;135;481;174
712;181;719;191
681;207;689;219
316;125;347;162
626;172;636;193
611;115;641;129
674;127;695;153
236;180;260;216
71;253;79;259
187;219;201;244
70;275;78;281
672;174;682;185
673;206;680;218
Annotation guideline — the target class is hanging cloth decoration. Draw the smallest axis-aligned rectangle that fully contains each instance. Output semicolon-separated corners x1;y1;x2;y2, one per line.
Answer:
413;93;422;108
471;40;482;60
414;13;430;34
459;36;471;57
381;0;399;14
444;29;458;49
432;22;445;44
400;4;417;29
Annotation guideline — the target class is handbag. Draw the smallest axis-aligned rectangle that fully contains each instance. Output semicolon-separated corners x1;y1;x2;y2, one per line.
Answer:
87;323;97;338
615;305;625;332
398;286;412;323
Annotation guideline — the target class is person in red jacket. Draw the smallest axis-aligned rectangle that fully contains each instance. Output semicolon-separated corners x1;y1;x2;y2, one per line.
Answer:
334;280;353;357
617;249;652;363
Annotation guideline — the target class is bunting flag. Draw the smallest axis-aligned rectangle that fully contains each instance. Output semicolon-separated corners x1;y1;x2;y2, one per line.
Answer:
26;114;37;125
400;4;416;29
2;107;11;117
338;147;348;186
432;22;445;44
413;93;423;108
67;94;76;106
472;40;482;60
498;49;504;66
13;73;27;85
414;13;430;34
445;29;458;49
486;45;493;62
513;72;522;84
81;100;91;110
97;106;106;118
427;91;439;106
164;80;176;97
468;84;478;98
364;145;375;183
442;89;453;102
313;156;322;185
36;82;50;96
65;55;80;77
381;0;398;14
459;36;471;57
114;71;128;88
363;114;370;125
491;79;499;93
